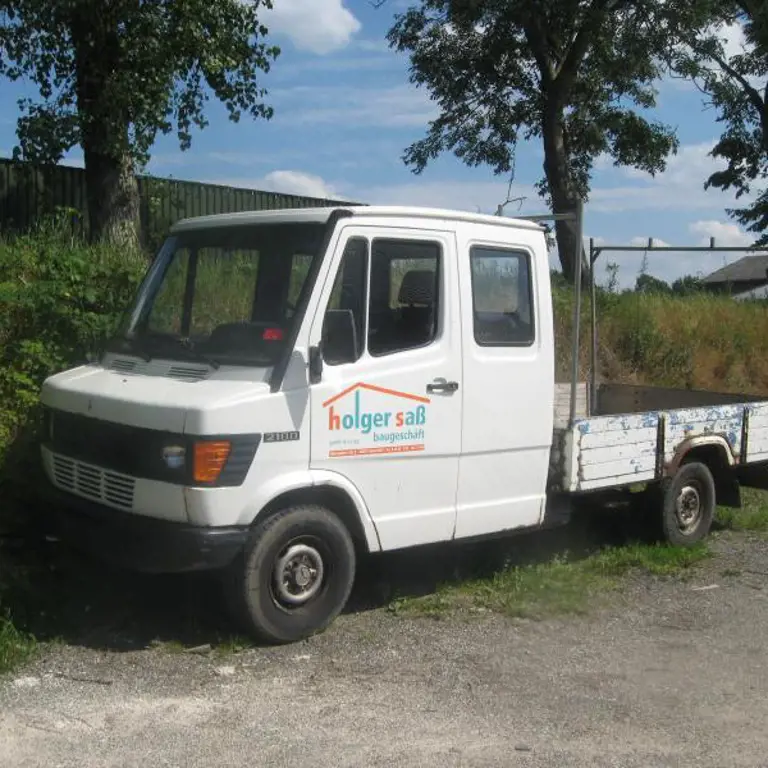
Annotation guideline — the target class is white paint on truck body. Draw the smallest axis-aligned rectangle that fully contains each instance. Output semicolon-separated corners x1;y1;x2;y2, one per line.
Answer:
38;205;768;564
561;401;768;492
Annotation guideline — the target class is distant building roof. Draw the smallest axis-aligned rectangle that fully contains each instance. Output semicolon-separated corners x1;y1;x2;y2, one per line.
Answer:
702;253;768;285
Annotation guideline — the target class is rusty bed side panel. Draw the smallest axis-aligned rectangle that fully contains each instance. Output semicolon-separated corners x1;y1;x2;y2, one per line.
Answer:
562;403;762;493
562;412;661;492
662;404;746;464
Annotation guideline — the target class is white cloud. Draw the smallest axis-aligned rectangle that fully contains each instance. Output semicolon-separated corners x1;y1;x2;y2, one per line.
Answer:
590;141;755;213
360;178;537;215
261;169;339;199
273;53;397;77
179;164;758;290
196;170;343;199
628;236;671;248
688;220;757;247
353;39;392;54
584;226;764;290
275;84;438;128
261;0;361;55
663;20;762;92
717;21;748;61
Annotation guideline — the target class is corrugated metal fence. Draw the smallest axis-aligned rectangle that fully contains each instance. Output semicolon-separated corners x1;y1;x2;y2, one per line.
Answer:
0;158;361;247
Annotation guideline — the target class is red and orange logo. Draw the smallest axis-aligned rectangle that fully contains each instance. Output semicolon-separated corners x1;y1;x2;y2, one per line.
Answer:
323;383;430;457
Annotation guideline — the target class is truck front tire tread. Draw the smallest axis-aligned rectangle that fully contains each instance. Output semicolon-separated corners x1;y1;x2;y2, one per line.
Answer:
225;504;356;644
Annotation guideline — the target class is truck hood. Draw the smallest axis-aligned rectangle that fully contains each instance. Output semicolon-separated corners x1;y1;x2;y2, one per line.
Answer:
41;358;273;434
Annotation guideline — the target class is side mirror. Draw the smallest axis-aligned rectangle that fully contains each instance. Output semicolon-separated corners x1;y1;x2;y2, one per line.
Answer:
321;309;358;366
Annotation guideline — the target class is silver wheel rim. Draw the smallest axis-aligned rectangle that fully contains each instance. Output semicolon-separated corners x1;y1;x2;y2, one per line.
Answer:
675;484;702;535
273;542;325;606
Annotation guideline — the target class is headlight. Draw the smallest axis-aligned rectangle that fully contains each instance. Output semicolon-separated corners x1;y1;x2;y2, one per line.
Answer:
161;444;186;470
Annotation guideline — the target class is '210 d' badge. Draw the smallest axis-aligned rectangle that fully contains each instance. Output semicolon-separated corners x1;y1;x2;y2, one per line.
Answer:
264;431;300;443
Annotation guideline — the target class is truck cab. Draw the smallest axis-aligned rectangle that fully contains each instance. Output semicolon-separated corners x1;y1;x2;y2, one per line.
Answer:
41;205;558;642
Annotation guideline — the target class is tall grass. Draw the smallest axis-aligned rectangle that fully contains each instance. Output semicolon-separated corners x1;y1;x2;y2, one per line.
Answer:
553;286;768;395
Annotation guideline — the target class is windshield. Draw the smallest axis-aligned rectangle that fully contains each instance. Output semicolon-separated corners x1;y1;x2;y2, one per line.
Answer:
109;222;326;367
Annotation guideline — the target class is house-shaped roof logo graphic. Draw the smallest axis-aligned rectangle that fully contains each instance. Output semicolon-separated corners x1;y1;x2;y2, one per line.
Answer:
323;382;430;458
322;382;431;409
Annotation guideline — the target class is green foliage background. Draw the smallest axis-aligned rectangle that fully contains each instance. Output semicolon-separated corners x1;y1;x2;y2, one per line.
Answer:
0;219;145;524
2;223;768;536
0;222;766;672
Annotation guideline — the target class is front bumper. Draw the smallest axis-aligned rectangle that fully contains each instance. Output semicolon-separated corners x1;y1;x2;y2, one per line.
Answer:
44;485;248;574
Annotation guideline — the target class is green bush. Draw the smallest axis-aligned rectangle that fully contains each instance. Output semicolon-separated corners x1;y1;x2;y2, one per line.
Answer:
0;221;146;522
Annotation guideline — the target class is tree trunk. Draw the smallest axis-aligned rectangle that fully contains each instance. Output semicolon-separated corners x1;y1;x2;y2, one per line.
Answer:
542;101;587;286
83;144;141;249
71;7;141;249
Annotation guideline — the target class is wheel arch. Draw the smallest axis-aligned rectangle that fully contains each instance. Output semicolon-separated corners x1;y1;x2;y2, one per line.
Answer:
666;436;741;508
239;470;382;554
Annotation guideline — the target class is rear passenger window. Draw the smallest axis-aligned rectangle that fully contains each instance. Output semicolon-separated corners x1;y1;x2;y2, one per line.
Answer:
470;247;534;346
368;239;441;356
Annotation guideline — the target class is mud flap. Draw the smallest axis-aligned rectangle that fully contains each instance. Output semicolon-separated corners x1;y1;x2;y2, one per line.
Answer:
735;462;768;495
541;492;572;529
716;471;742;509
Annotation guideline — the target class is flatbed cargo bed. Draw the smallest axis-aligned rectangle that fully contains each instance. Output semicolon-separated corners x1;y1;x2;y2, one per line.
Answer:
553;383;768;494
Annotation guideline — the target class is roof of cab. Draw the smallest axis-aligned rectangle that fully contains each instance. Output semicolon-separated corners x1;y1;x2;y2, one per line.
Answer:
169;205;546;233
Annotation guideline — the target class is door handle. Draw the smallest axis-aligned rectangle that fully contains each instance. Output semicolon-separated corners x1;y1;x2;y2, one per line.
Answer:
427;379;459;394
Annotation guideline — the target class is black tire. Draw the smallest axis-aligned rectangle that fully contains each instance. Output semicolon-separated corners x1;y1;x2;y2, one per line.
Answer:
659;461;716;547
226;505;356;644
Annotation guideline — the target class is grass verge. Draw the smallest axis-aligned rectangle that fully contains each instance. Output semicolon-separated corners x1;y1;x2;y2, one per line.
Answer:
0;612;36;674
391;490;768;622
388;542;711;620
716;488;768;532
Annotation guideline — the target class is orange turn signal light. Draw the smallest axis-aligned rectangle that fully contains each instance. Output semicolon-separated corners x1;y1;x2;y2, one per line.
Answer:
193;440;231;484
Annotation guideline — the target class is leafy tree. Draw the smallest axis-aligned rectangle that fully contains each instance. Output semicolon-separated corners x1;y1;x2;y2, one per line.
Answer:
387;0;713;280
0;1;279;246
671;274;704;295
673;2;768;245
635;273;671;294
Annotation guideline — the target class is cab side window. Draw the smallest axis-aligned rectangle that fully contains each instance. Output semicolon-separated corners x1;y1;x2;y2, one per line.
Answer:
368;239;441;357
322;238;368;365
470;246;534;346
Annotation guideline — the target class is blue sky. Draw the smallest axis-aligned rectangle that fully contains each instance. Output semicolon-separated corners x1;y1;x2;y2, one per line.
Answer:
0;0;762;288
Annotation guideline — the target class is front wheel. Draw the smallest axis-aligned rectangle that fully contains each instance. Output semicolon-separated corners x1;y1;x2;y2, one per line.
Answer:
659;461;716;547
226;505;356;644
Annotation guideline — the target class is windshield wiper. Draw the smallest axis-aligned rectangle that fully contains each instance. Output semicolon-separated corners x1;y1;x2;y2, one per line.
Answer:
108;332;152;362
175;337;221;370
132;338;153;363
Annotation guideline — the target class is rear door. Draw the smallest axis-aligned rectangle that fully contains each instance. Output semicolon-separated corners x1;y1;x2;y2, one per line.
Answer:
453;224;555;539
308;223;463;550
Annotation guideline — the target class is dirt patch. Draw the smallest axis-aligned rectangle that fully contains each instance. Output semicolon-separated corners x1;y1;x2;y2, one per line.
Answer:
2;531;768;767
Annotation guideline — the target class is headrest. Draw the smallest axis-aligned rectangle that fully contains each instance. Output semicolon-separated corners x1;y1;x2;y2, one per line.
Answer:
398;270;436;305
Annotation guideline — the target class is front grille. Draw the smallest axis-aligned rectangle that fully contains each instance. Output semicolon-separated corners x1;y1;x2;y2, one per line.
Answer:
50;409;155;477
45;409;261;487
52;454;135;510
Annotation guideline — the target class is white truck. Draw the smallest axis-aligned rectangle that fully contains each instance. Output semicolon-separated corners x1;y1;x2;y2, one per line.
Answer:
39;205;768;643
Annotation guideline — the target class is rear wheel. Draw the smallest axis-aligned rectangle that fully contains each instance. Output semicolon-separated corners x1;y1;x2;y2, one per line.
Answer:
659;461;716;547
226;505;356;644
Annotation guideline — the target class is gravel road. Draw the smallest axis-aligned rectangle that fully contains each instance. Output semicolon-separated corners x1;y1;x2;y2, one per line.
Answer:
3;530;768;768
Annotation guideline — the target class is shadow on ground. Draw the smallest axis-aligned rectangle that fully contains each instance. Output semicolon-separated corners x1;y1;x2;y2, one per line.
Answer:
0;496;657;654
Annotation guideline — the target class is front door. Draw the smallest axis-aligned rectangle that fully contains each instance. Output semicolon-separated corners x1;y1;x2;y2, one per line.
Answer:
309;224;462;550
